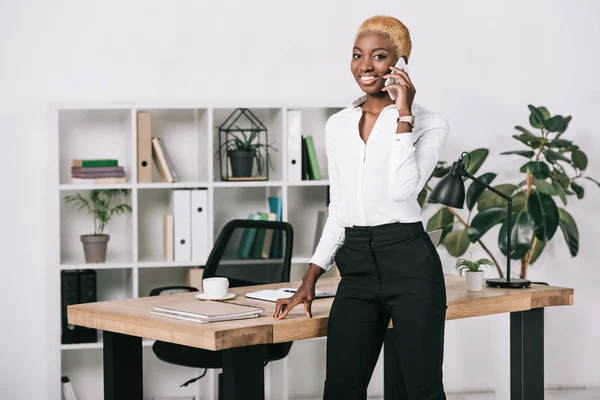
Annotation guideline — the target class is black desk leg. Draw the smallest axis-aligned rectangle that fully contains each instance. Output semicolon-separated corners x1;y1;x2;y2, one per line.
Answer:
103;331;143;400
510;308;544;400
384;329;409;400
222;345;265;400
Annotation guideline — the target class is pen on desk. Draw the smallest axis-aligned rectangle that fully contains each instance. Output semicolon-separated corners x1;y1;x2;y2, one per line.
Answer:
284;289;297;293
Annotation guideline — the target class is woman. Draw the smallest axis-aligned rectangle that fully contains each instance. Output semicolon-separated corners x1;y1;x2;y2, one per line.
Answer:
273;15;449;400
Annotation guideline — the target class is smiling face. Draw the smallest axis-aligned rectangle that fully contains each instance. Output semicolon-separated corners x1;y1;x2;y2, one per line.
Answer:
351;32;399;95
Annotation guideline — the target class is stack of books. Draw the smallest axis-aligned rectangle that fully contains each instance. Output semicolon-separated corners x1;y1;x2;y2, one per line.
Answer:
71;159;126;184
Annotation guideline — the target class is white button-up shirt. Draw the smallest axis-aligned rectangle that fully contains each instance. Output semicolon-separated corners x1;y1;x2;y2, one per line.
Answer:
310;96;449;271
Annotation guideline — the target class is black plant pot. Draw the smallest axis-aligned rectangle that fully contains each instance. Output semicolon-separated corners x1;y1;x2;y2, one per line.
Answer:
229;150;254;177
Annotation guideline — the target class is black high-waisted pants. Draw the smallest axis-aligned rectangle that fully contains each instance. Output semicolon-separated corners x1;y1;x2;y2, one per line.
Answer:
323;221;447;400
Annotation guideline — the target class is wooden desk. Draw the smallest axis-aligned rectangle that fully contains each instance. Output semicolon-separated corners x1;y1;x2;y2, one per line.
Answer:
68;274;574;400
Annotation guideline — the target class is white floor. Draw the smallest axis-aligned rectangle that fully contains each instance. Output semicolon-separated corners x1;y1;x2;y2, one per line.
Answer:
300;387;600;400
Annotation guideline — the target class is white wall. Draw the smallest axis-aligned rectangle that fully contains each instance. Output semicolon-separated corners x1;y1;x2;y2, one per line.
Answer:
1;0;599;399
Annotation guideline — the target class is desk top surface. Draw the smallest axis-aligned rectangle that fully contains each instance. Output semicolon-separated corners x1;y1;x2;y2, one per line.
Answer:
67;275;573;351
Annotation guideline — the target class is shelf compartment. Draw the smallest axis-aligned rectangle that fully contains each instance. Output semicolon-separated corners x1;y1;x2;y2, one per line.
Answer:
59;189;134;265
136;108;210;184
212;107;284;182
284;107;342;183
58;109;133;185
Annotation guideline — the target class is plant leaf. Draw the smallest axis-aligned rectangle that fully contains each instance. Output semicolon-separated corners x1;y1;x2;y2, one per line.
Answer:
432;165;451;178
426;207;454;232
570;181;584;199
544;115;570;133
551;178;568;205
547;138;573;148
440;224;454;244
443;229;470;257
498;210;535;259
512;192;527;214
529;238;546;264
468;207;507;242
558;208;579;256
466;172;497;211
572;150;588;170
512;133;542;148
555;170;571;190
533;179;557;196
527;190;559;241
528;105;546;129
501;150;535;158
544;149;572;164
521;161;551;179
464;148;489;177
538;106;551;121
555;116;572;138
514;125;535;136
417;187;428;207
477;184;518;211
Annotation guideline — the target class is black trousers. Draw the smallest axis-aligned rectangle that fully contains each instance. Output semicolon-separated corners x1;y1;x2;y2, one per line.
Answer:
323;222;447;400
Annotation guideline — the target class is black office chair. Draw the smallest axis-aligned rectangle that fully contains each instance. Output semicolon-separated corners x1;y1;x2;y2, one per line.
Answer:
149;219;295;397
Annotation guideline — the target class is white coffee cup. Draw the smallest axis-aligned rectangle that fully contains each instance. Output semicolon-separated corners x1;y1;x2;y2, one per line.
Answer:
202;277;229;298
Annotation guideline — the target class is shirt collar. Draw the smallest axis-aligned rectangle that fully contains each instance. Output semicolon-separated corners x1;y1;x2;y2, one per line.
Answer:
350;95;399;112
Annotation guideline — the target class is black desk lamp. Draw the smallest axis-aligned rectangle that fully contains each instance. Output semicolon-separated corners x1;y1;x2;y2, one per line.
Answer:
429;152;532;288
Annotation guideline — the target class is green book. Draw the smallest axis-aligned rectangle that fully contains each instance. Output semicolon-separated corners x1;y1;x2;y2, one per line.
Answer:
250;212;269;259
304;136;322;180
72;159;118;168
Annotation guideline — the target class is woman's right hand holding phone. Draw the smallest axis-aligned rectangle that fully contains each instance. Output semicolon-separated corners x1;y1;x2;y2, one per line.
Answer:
273;263;324;320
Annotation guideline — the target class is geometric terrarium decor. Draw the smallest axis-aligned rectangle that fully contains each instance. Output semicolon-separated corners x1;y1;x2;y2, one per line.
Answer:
217;108;276;181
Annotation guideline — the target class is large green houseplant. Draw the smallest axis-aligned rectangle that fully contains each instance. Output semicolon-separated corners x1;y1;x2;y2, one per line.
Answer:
421;105;598;279
64;189;132;263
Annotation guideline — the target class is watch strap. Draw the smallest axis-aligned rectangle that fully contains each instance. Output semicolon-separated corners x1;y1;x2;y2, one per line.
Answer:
397;115;415;127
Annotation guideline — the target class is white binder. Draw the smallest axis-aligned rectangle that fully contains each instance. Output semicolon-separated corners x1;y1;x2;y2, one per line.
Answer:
190;189;209;264
173;190;191;261
287;110;302;181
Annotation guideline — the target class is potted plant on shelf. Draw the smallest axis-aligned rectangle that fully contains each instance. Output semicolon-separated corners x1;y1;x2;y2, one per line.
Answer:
64;189;132;263
454;255;495;291
218;127;277;178
216;108;278;180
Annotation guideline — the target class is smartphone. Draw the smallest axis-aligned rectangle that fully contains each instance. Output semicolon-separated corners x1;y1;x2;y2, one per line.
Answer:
385;57;410;100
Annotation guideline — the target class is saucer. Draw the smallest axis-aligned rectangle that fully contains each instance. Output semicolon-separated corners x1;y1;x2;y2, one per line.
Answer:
195;292;236;301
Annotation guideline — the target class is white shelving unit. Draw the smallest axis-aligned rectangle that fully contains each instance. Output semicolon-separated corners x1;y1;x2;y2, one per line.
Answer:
48;101;345;400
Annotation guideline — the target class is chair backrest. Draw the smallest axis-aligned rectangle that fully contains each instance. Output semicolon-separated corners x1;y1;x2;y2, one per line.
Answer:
202;219;294;289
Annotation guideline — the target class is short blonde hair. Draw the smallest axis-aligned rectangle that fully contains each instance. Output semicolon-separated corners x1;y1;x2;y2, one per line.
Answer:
356;15;412;61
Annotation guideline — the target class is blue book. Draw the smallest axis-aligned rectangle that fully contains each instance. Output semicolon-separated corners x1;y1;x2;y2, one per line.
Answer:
268;197;283;258
238;213;262;259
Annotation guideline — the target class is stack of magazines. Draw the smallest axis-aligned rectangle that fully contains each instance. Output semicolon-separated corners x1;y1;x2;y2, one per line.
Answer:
150;300;264;324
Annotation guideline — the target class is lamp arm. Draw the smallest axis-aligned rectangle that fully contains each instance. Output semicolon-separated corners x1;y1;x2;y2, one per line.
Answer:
462;171;513;201
461;170;513;281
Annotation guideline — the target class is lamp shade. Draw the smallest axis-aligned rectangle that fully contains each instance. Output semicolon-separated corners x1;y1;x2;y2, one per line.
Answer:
429;167;466;208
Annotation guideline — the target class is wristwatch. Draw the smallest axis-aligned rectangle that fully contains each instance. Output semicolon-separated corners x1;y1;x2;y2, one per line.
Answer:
397;114;415;127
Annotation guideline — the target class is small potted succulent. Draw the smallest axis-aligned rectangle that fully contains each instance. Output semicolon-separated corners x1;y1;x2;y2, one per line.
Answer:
64;189;132;263
454;255;495;291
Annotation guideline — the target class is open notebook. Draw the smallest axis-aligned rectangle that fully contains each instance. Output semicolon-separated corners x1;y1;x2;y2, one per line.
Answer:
245;287;336;303
151;300;265;324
